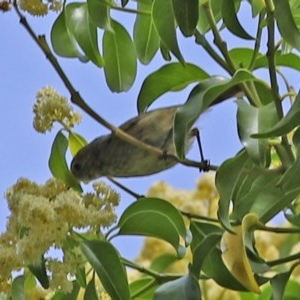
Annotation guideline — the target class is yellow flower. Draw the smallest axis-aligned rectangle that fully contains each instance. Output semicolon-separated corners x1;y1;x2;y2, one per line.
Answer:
18;0;62;15
0;177;119;292
18;0;48;16
33;86;81;133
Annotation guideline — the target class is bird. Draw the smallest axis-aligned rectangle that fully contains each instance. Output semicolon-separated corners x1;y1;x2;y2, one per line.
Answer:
70;105;204;181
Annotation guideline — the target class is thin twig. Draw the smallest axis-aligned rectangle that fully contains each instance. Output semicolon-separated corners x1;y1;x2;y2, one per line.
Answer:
107;177;144;199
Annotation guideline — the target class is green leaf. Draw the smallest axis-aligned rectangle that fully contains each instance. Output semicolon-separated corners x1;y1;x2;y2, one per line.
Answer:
256;52;300;71
28;256;49;289
137;63;209;113
65;3;104;67
174;69;257;159
51;9;87;60
133;1;160;64
233;171;300;223
253;90;300;138
11;276;25;300
84;276;99;300
222;0;253;40
76;267;87;288
229;48;300;72
270;269;295;300
68;131;88;157
154;270;201;300
49;131;82;192
190;233;221;277
216;149;252;231
103;19;137;92
87;0;113;31
80;240;130;300
117;198;189;257
251;0;266;16
129;277;157;299
152;0;184;62
160;42;172;61
276;148;300;193
172;0;199;37
236;99;277;166
190;221;246;291
150;254;179;272
274;0;300;52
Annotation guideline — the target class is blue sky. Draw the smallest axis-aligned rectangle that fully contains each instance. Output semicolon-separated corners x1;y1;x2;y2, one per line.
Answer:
0;4;262;259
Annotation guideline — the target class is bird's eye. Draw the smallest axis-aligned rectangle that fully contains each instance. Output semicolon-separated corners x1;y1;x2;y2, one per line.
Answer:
71;161;81;173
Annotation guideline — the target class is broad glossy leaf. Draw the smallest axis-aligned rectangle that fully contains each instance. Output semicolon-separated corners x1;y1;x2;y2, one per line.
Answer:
76;267;87;288
232;171;280;221
276;147;300;193
65;3;104;67
160;43;172;61
150;254;179;272
174;69;267;159
84;276;98;300
172;0;199;37
216;149;251;231
137;63;209;113
253;90;300;138
236;171;300;223
80;240;130;300
103;19;137;92
280;280;300;299
229;48;300;72
270;268;300;300
222;0;253;40
274;0;300;52
49;131;82;192
154;271;201;300
256;52;300;71
204;249;249;291
190;221;246;290
117;198;189;257
133;1;160;64
28;256;49;289
51;9;86;59
68;131;88;156
11;276;25;300
152;0;184;62
190;233;221;277
87;0;113;31
236;99;277;166
129;277;157;299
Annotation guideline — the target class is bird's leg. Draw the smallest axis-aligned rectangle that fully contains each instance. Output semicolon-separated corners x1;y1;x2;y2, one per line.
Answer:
191;128;210;172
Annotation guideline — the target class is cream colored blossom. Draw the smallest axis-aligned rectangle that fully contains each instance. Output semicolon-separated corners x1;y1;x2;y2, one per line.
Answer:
33;86;81;133
18;0;62;16
147;172;218;218
48;259;73;293
0;177;119;293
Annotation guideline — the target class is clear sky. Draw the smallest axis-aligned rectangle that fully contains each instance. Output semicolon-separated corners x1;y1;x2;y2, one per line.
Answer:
1;4;260;259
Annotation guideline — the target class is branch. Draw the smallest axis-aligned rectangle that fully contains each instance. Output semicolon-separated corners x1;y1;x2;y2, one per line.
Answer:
201;1;261;107
13;1;215;173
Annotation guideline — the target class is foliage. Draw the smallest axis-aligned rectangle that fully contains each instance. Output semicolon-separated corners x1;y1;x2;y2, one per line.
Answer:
3;0;300;299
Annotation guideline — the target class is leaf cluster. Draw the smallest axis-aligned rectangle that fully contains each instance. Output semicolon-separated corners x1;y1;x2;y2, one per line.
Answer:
7;0;300;299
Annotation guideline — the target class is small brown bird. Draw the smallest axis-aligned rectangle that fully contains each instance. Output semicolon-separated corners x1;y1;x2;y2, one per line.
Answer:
70;106;202;181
